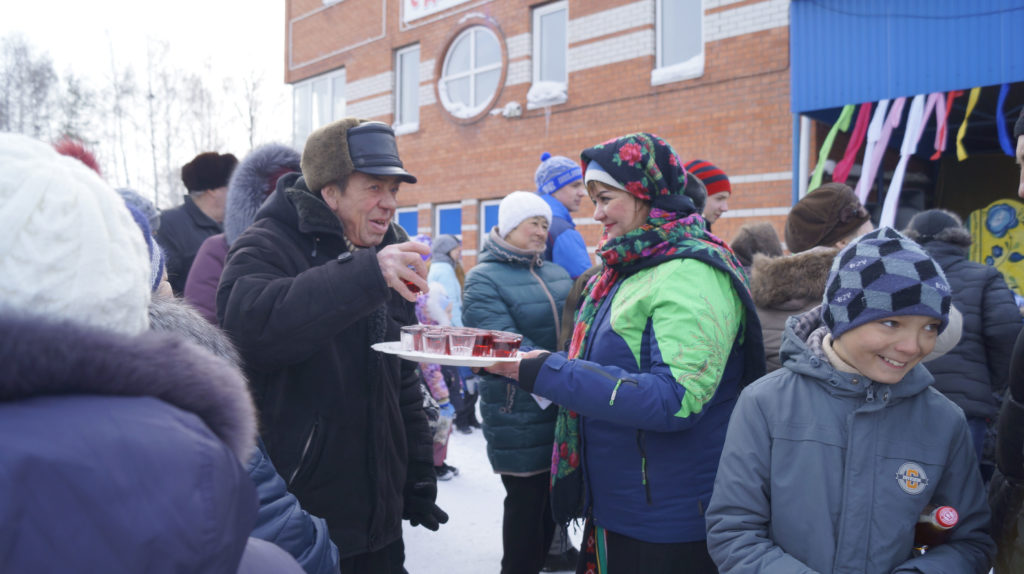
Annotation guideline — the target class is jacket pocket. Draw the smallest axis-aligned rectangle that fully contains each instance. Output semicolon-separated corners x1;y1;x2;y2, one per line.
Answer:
288;416;323;488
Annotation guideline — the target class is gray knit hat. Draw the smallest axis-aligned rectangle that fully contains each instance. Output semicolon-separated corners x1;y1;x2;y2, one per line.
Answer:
535;152;582;195
823;227;951;339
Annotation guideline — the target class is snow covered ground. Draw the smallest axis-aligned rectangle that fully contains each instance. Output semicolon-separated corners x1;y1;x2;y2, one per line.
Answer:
403;420;582;573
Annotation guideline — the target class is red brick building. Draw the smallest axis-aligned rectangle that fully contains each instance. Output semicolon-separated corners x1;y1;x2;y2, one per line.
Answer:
286;0;793;264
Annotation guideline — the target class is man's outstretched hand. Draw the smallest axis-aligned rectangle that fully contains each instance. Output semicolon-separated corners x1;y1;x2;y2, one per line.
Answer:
378;241;431;301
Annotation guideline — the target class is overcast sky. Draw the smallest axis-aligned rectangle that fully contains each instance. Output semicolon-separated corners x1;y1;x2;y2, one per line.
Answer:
3;0;292;147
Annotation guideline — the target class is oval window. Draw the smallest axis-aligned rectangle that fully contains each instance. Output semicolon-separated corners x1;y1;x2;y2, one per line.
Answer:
438;26;504;120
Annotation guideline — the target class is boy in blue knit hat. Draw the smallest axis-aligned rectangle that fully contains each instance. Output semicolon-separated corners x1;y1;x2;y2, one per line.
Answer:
707;227;995;573
534;152;592;278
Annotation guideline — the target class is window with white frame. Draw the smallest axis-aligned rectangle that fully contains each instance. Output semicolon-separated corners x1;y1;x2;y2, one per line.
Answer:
395;207;419;237
479;199;500;249
528;1;568;109
293;68;346;148
394;44;420;134
438;26;504;119
435;203;463;237
651;0;704;86
533;2;567;84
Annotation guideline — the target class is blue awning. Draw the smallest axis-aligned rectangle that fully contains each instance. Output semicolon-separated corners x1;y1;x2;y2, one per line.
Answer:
791;0;1024;114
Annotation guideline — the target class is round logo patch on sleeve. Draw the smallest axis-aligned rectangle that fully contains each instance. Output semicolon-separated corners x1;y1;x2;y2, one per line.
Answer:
895;462;929;495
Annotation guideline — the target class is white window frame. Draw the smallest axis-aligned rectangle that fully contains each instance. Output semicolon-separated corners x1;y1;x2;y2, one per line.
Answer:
434;202;463;237
531;1;569;93
651;0;704;86
394;44;420;135
438;26;504;119
478;199;501;250
292;68;346;148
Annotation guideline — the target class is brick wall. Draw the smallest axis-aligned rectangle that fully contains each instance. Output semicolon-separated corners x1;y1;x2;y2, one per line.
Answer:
286;0;794;265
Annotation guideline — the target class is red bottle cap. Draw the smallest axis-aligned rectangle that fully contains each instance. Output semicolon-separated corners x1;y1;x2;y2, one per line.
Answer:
935;506;958;529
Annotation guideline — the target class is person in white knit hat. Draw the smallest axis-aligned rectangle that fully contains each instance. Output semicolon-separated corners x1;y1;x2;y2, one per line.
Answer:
497;190;554;244
0;133;302;574
462;189;572;574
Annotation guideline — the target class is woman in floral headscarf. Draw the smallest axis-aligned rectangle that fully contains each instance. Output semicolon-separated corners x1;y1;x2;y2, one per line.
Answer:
487;133;764;573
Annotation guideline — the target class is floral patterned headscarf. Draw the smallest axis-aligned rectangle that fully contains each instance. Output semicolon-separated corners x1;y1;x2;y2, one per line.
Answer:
549;132;766;523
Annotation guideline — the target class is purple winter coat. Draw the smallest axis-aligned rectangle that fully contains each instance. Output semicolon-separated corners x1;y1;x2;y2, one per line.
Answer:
183;143;302;324
184;232;229;323
0;312;303;574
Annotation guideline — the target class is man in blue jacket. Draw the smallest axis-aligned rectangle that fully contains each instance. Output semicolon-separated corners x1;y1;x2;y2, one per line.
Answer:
535;152;592;278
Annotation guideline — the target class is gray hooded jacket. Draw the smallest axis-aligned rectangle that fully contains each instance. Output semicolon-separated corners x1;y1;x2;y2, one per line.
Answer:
706;307;994;573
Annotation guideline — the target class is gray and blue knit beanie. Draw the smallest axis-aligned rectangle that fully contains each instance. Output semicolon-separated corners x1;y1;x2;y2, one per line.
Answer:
823;227;951;339
535;152;582;195
124;203;166;293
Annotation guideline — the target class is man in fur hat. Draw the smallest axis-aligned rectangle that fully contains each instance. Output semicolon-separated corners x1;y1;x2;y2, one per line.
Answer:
158;151;238;294
217;119;446;573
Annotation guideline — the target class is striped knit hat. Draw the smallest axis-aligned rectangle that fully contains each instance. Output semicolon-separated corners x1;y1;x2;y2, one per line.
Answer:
823;227;951;339
683;159;731;197
535;152;582;195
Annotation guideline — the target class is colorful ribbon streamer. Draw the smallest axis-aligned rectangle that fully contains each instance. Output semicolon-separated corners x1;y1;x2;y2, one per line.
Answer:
809;104;855;190
956;87;982;161
833;102;873;184
931;90;963;160
997;84;1014;157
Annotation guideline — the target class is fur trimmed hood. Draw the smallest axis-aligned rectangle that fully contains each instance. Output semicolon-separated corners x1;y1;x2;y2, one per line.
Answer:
225;143;301;246
750;246;837;309
0;311;256;461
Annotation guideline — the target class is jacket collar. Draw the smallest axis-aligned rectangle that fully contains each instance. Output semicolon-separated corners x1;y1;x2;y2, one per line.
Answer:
183;194;223;231
0;311;256;461
539;192;574;225
481;226;544;267
750;246;837;309
275;176;409;249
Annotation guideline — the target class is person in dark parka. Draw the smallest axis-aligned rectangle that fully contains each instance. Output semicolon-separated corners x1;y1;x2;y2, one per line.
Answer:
904;209;1022;474
217;119;445;573
987;108;1024;572
148;295;340;574
991;330;1024;572
158;150;238;294
0;132;301;574
463;190;573;574
184;143;300;323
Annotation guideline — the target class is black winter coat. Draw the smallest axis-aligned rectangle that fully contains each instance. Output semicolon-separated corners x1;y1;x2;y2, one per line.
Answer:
990;331;1024;573
920;240;1022;419
156;195;222;295
217;174;433;559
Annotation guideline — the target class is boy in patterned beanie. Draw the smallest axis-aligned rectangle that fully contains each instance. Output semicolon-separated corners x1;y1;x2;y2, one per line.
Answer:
707;228;995;572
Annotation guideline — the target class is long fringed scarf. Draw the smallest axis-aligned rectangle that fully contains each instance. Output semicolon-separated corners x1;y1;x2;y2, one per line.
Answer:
548;134;765;524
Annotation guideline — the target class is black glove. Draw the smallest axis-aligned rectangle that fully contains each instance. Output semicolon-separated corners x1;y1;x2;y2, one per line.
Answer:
403;465;449;531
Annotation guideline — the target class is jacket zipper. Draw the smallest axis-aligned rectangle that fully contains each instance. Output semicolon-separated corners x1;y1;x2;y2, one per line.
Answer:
636;430;652;504
288;421;318;486
528;263;562;351
576;362;638;404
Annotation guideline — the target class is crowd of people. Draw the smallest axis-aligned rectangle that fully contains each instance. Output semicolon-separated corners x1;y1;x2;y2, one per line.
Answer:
2;109;1024;574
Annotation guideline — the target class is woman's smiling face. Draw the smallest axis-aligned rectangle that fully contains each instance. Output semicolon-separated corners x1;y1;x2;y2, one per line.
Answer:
588;182;651;240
